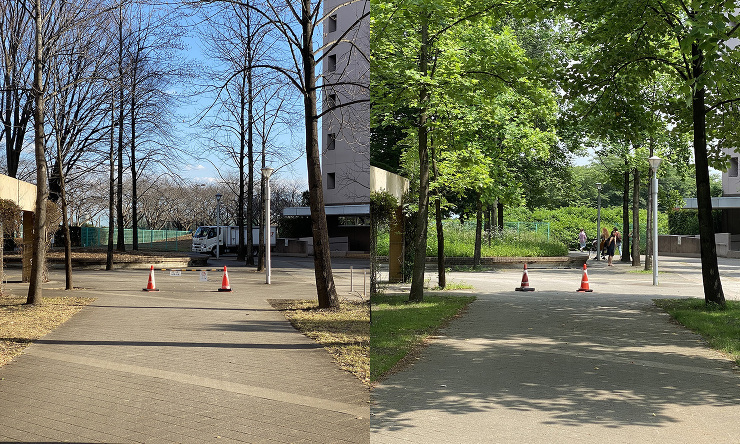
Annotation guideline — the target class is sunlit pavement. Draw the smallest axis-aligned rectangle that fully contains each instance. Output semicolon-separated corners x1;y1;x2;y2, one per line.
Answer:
372;254;740;443
0;256;370;443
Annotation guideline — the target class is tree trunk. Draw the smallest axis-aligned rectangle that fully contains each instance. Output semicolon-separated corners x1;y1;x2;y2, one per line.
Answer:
632;167;640;266
130;73;138;251
621;168;630;262
409;14;430;303
257;138;266;271
474;196;482;268
245;9;255;265
27;0;47;305
484;204;492;246
497;201;504;232
302;0;338;308
107;84;115;270
692;41;725;306
116;9;125;252
435;196;445;289
56;146;72;289
238;77;247;261
431;143;444;288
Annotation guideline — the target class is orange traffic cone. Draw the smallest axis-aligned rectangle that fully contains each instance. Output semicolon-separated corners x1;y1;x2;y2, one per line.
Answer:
218;266;232;292
576;264;593;292
143;265;159;292
515;264;535;291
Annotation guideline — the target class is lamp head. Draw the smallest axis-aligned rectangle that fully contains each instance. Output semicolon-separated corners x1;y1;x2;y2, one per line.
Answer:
261;167;274;179
648;155;662;171
596;182;602;191
215;192;222;202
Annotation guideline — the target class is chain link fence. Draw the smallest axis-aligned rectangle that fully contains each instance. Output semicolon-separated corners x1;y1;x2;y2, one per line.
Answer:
80;227;191;252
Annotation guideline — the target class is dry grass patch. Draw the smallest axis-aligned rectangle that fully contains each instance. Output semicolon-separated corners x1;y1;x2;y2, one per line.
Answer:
270;299;370;386
0;295;95;367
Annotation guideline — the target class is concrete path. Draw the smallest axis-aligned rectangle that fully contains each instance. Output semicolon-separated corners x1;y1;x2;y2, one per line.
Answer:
371;256;740;443
0;256;369;443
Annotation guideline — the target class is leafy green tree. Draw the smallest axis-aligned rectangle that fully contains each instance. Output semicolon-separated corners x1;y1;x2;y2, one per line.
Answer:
373;5;559;297
551;0;740;306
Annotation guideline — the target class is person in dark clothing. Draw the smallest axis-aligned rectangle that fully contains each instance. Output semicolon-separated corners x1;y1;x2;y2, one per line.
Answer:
606;230;617;266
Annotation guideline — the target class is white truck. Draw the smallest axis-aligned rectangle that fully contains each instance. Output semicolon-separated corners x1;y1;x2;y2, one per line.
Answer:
191;225;277;256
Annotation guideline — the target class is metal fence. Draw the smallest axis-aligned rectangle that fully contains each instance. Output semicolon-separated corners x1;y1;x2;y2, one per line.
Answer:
80;227;191;252
502;221;550;240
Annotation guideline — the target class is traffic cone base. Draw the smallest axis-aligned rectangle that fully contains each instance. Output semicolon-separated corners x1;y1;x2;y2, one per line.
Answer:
577;264;593;292
143;265;159;292
515;264;535;291
218;266;232;292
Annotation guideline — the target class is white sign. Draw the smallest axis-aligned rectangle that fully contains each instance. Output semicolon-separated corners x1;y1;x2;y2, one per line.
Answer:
170;270;182;277
200;271;208;282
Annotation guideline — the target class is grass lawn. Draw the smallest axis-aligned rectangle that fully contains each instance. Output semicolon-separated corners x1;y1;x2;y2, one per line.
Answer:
371;294;476;382
654;298;740;365
0;295;95;367
270;299;370;386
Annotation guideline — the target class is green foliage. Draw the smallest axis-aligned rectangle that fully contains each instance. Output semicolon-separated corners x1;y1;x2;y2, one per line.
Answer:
654;298;740;364
372;0;562;217
376;219;568;257
370;191;398;226
505;205;668;250
370;294;476;381
426;220;567;257
667;209;722;235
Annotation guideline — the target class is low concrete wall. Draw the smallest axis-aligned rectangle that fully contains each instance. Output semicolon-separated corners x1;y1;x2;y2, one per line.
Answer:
274;238;308;256
659;235;701;257
659;233;740;258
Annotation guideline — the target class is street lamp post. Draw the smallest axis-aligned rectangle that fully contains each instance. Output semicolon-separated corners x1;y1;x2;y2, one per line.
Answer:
596;182;602;261
649;156;662;285
261;167;274;284
215;192;222;260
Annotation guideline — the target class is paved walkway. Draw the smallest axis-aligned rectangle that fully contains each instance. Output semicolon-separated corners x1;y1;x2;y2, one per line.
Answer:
372;256;740;443
0;256;369;443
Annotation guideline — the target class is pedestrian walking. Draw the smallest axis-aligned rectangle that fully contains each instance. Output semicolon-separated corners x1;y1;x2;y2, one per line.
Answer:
606;229;617;266
578;228;587;252
614;228;622;257
600;227;609;259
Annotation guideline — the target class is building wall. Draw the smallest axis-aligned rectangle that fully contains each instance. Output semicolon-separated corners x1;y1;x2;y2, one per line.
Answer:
722;147;740;196
370;167;410;201
321;0;370;206
0;174;36;211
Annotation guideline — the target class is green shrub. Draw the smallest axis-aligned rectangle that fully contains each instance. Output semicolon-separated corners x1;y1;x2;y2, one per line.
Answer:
667;209;721;235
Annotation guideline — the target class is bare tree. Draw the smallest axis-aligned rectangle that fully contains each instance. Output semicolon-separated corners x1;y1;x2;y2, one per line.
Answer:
47;10;114;289
195;2;278;263
0;2;34;178
27;0;48;304
196;0;369;308
120;1;185;250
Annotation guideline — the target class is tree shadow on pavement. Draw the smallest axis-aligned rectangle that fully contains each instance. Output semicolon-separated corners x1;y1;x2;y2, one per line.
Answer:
371;292;740;433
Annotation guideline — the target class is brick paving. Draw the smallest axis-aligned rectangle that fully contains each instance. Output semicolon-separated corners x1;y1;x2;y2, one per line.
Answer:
0;256;369;443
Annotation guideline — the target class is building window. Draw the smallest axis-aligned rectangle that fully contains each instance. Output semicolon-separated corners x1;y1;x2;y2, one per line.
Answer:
327;93;336;109
731;157;739;177
328;54;336;72
327;133;336;150
327;172;336;189
328;15;337;33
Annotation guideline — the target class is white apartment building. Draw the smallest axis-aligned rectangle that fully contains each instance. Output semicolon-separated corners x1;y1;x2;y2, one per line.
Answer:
321;0;370;206
283;0;370;253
